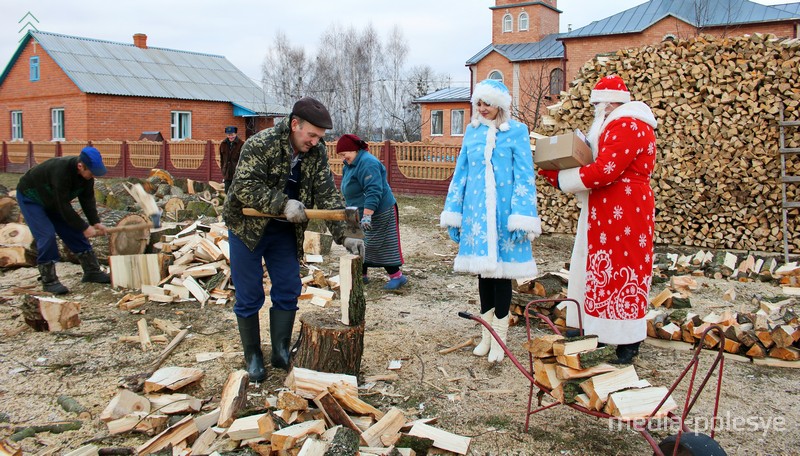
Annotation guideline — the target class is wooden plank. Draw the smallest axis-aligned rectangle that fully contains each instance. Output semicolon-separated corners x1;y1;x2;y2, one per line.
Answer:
110;254;161;289
408;422;471;455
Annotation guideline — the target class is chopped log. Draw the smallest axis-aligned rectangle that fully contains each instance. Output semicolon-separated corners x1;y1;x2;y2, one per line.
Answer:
293;308;365;376
769;346;800;361
108;213;150;257
106;412;168;435
0;223;33;247
328;382;384;420
580;365;639;411
340;254;366;326
551;380;583;404
320;425;361;456
523;334;564;358
109;254;161;289
533;358;561;390
605;387;679;419
556;345;615;370
100;390;151;422
360;408;406;447
21;295;80;331
146;393;202;414
271;420;327;452
746;342;769;359
151;319;182;337
285;367;359;400
227;413;268;441
657;322;682;341
62;444;99;456
303;231;333;255
136;318;152;352
218;370;250;427
396;434;434;455
0;245;36;267
531;273;567;297
553;335;598;356
313;391;362;435
189;428;217;455
57;395;92;420
0;196;19;224
554;363;617;380
181;275;209;306
650;288;674;308
278;390;309;412
298;437;329;455
772;325;798;349
143;366;204;393
407;422;471;455
135;415;198;456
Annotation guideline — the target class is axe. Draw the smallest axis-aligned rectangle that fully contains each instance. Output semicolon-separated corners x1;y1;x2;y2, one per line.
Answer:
243;206;363;239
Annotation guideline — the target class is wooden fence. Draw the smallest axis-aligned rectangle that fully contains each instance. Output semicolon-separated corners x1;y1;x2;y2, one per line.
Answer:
1;139;460;196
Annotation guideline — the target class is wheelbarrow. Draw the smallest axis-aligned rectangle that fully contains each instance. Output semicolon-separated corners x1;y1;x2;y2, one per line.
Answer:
458;298;729;456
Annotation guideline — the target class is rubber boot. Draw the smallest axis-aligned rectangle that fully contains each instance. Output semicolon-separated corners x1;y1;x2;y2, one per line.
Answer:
487;314;510;363
611;341;641;365
38;261;69;295
77;250;111;283
473;309;494;356
270;308;296;370
236;315;266;382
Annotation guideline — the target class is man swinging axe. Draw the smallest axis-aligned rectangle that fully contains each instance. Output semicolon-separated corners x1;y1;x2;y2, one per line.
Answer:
16;146;111;294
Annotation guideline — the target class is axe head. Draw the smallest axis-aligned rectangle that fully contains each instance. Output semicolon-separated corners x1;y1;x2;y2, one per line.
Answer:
342;206;363;239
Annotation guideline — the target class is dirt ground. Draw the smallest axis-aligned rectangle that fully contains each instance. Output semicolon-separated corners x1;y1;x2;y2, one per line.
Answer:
1;191;799;456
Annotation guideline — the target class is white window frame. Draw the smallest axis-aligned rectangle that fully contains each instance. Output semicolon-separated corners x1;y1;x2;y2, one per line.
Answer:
488;70;504;82
519;12;529;31
51;108;64;141
11;111;23;141
431;110;443;136
502;14;513;33
450;109;465;136
171;111;192;140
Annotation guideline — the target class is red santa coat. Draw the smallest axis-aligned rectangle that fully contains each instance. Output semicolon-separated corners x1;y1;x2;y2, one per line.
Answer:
558;101;657;344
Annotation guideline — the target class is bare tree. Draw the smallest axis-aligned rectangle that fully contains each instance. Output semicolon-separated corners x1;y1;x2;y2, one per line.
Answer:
516;62;557;131
261;32;311;108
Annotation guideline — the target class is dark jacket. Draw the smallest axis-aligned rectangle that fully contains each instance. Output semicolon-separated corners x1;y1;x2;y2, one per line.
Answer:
16;156;100;231
222;117;346;257
341;149;396;217
219;136;244;180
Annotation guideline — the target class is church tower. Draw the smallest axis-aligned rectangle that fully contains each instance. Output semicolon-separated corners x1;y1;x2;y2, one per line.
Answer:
490;0;561;45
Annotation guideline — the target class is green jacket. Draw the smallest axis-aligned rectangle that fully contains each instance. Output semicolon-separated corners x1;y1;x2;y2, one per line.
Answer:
222;117;346;257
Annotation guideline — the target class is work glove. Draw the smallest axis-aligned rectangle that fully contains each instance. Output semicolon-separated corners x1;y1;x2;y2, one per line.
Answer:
448;226;460;243
360;214;373;231
510;229;528;244
343;237;365;257
284;199;308;223
538;169;560;189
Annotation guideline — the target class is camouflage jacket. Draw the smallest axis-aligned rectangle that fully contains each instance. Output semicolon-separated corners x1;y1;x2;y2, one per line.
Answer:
222;117;346;257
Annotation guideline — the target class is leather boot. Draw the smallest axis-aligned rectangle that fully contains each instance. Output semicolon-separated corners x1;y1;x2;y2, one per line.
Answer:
611;341;641;365
472;309;494;356
487;314;510;363
77;250;111;283
38;261;69;295
236;315;266;382
270;308;296;370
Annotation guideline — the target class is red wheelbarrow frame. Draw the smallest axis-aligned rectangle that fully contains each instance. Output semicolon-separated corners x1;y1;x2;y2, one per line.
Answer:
458;298;727;456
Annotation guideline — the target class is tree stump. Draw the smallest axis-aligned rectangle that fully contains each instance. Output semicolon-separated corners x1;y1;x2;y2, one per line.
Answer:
60;209;149;264
293;308;364;376
21;295;81;331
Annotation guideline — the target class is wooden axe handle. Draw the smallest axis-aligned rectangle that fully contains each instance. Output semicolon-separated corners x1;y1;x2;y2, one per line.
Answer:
243;207;346;221
104;222;153;234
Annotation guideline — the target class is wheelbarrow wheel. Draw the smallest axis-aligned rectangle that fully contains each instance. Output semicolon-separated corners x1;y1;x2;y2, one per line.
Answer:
656;432;727;456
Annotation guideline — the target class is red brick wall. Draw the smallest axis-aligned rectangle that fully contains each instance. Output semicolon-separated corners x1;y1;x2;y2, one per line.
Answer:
492;1;559;45
473;51;515;84
0;38;273;142
562;18;798;86
419;101;472;145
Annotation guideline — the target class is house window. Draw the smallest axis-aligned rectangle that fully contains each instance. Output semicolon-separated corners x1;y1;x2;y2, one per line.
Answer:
11;111;23;141
30;56;39;81
431;110;443;136
451;109;464;136
502;14;512;32
51;108;64;141
171;111;192;140
488;70;504;82
519;12;529;31
549;68;564;96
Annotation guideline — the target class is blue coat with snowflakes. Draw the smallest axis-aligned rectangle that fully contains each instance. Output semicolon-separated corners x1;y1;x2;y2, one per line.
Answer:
440;117;541;279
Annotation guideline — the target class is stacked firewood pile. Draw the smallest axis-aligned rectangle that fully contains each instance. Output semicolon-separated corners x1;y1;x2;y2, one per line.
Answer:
536;33;800;253
527;335;678;419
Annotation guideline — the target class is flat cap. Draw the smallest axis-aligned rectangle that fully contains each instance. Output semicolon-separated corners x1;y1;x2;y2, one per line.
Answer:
292;97;333;129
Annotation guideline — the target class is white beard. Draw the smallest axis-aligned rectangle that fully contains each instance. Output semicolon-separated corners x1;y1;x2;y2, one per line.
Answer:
587;102;608;157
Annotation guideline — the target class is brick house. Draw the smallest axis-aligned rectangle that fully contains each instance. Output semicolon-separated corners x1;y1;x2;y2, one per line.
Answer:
414;87;470;146
0;30;288;143
417;0;800;143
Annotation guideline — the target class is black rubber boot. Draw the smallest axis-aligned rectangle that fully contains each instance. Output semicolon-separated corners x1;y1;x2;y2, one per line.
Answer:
77;250;111;283
38;261;69;295
236;315;266;382
611;341;641;365
269;308;296;370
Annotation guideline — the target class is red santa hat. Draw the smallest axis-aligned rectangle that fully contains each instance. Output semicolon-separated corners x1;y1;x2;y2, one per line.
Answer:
589;75;631;104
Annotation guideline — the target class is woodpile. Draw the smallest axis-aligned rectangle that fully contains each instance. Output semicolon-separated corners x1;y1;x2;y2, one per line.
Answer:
537;33;800;253
527;335;678;418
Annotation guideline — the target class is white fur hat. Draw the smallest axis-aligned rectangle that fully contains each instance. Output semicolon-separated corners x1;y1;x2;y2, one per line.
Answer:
471;79;512;111
589;75;631;104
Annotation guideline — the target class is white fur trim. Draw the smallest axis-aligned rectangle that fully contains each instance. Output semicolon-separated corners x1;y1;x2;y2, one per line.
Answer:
454;255;538;279
590;89;631;104
508;214;540;233
565;191;589;329
582;314;646;345
483;124;499;266
558;167;588;194
471;84;512;111
440;211;462;228
602;101;657;128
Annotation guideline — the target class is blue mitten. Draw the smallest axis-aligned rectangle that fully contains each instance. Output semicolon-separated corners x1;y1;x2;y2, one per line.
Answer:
510;229;528;244
448;227;460;243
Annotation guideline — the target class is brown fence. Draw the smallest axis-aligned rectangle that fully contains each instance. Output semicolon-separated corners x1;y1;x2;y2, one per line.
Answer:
1;139;460;196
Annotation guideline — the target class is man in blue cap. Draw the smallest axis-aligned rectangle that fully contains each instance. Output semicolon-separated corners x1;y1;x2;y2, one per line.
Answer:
220;126;243;194
16;146;111;294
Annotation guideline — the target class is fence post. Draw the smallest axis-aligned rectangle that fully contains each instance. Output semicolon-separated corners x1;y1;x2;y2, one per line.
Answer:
1;141;5;173
207;140;212;182
27;140;33;171
122;141;128;178
56;141;62;158
162;141;169;173
383;140;394;189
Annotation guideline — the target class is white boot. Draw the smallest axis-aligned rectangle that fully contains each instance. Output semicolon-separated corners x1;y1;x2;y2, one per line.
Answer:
487;315;510;363
472;310;494;356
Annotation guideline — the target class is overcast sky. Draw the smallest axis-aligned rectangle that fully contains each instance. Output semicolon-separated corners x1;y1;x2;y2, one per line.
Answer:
0;0;792;87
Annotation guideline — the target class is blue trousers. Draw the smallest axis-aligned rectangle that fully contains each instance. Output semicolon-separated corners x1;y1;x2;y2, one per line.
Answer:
17;194;91;264
230;221;301;318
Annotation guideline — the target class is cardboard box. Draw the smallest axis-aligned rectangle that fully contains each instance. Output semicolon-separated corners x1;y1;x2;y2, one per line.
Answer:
534;130;593;170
